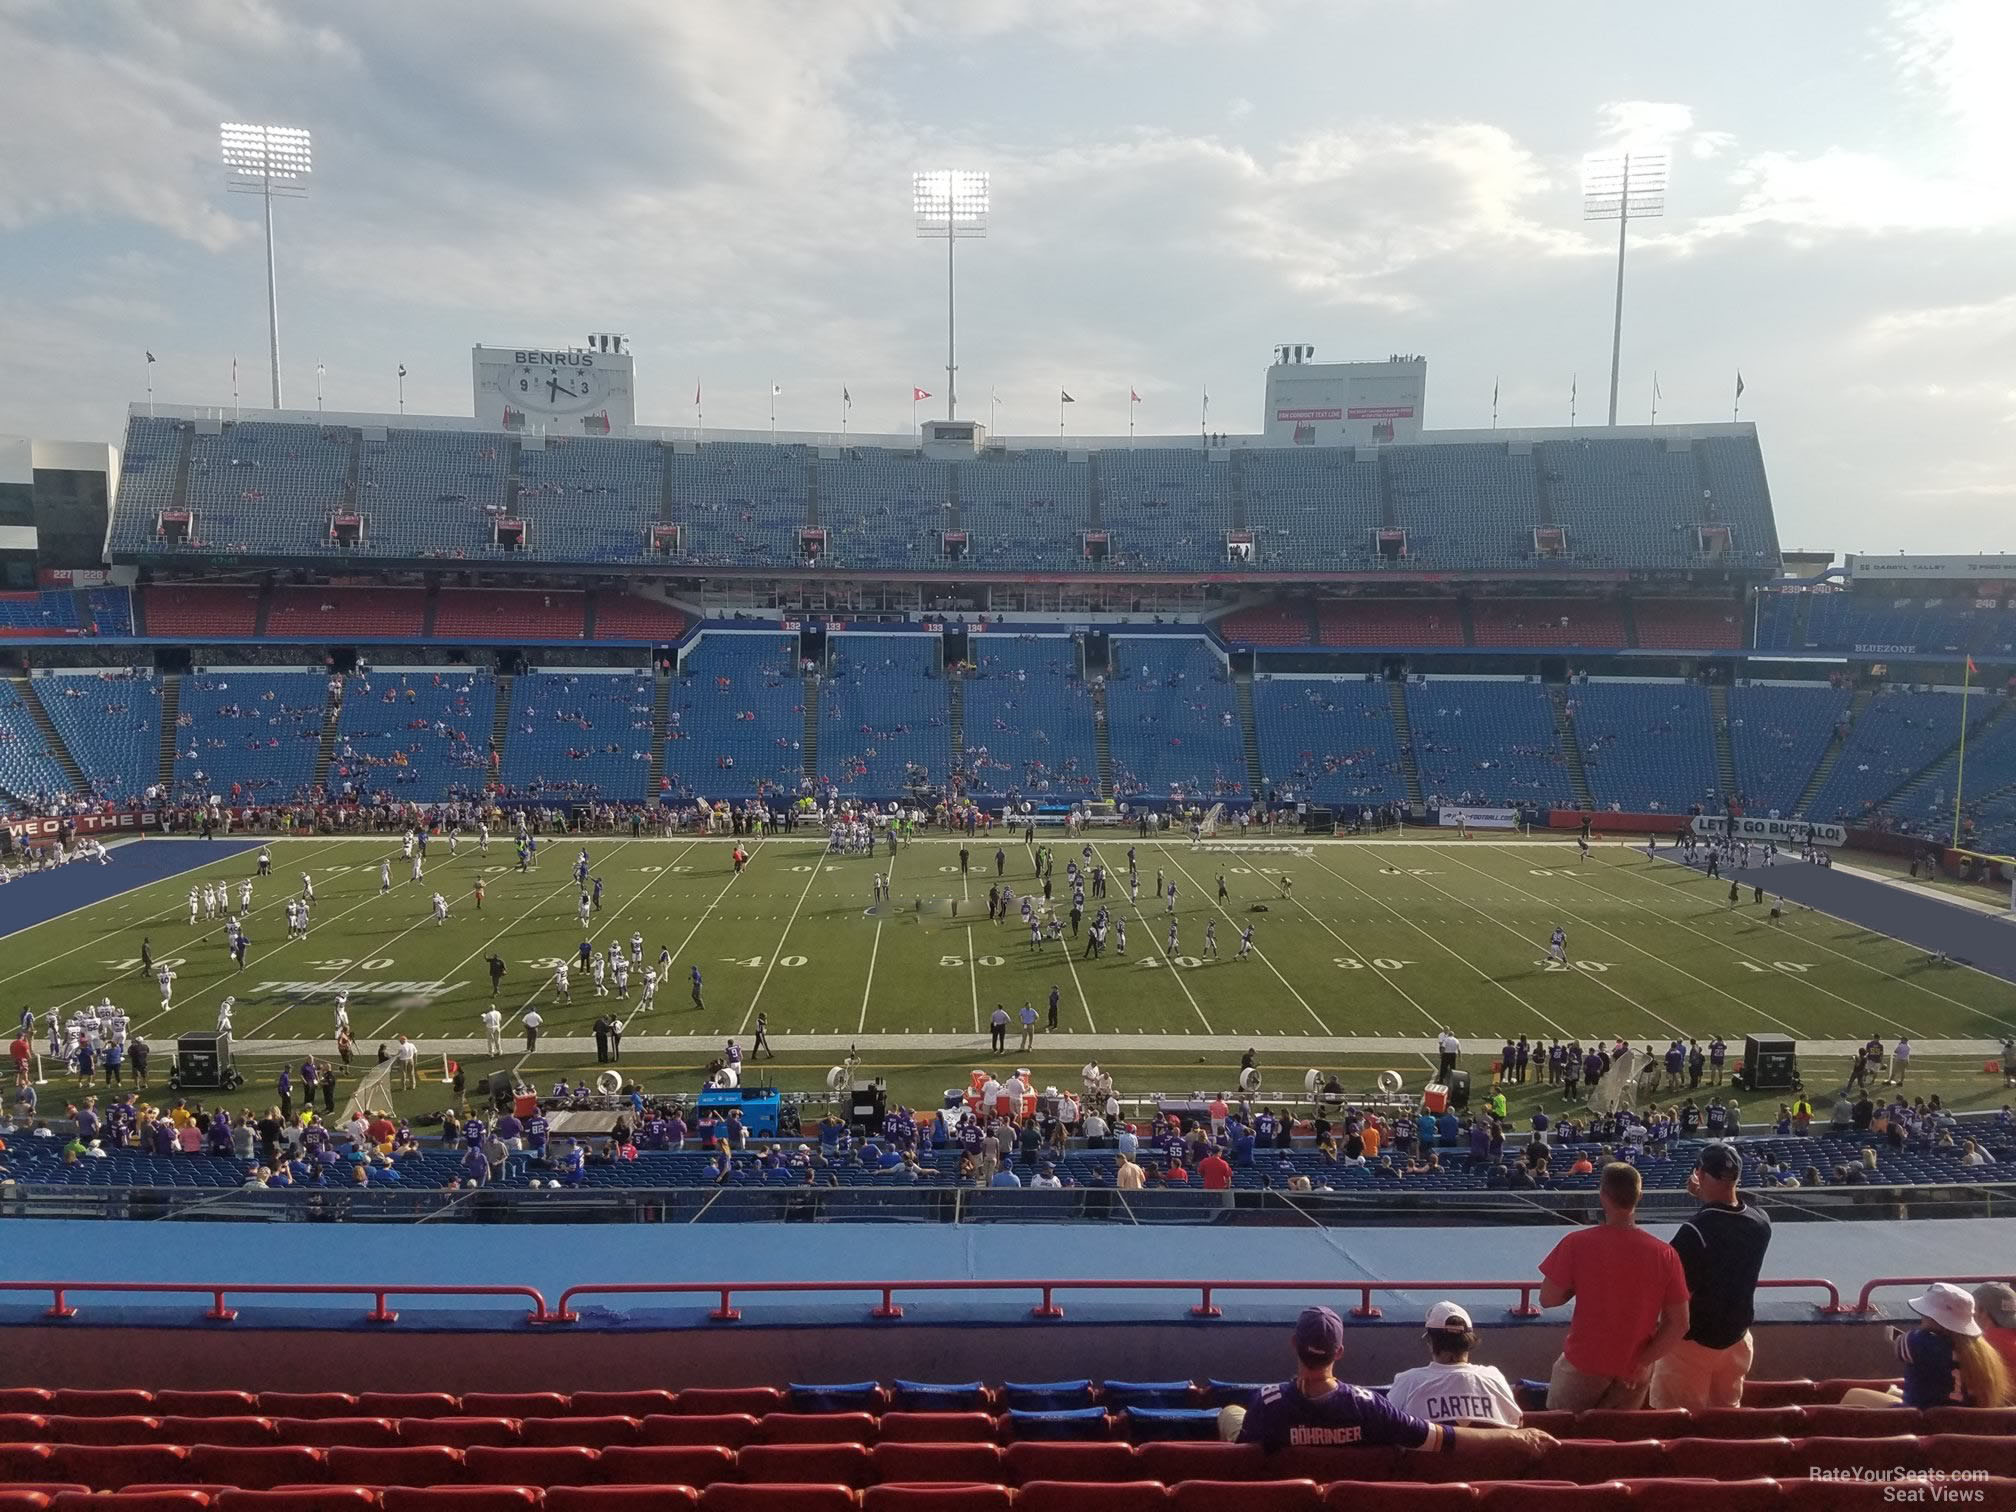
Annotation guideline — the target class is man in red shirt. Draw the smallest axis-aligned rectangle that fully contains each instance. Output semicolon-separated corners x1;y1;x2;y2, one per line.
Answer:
1538;1162;1691;1410
1199;1147;1233;1190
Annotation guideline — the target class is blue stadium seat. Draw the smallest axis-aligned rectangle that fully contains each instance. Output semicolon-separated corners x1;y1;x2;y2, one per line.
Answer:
664;635;806;800
959;637;1098;801
1728;683;1851;817
1568;682;1720;813
1405;679;1572;809
31;670;163;802
172;671;328;803
325;669;495;802
819;636;947;798
1106;639;1246;803
500;669;655;803
1252;675;1407;807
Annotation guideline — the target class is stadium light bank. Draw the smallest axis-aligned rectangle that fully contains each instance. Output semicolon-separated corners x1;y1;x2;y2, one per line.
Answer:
221;123;312;411
914;169;989;425
1583;150;1666;429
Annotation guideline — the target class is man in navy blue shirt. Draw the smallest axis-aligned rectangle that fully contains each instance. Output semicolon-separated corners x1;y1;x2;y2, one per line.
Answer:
1225;1307;1554;1457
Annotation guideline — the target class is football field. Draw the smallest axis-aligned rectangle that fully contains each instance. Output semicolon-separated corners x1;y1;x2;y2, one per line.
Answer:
12;833;2016;1120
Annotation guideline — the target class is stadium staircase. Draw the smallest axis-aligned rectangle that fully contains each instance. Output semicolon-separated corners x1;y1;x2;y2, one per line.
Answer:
1228;450;1247;531
1792;686;1872;816
1384;681;1424;812
489;674;514;778
1621;596;1641;650
155;674;180;793
1085;453;1102;530
648;668;671;796
804;455;820;530
1456;598;1477;646
801;671;820;785
948;670;966;778
129;589;149;636
67;587;97;632
1875;697;2016;817
1533;455;1557;529
168;424;194;514
7;675;89;799
421;584;440;638
1708;684;1740;801
250;581;274;639
312;688;341;793
580;595;599;639
1091;681;1113;800
1547;685;1594;810
1232;670;1264;795
1376;451;1398;528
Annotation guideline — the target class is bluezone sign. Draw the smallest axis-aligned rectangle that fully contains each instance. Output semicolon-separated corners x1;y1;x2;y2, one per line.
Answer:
1691;815;1846;847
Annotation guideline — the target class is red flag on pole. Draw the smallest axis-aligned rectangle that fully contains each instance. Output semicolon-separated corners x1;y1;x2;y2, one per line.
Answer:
1966;655;1978;676
912;387;931;401
1130;389;1141;404
693;381;701;406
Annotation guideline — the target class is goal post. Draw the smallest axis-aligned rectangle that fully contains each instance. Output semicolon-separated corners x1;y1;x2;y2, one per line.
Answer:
1944;846;2016;913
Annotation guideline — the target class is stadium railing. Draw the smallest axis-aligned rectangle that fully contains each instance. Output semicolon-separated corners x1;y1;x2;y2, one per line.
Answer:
0;1274;1856;1328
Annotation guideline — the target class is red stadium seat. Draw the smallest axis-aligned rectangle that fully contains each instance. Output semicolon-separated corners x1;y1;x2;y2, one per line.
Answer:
460;1447;602;1487
397;1422;523;1451
1785;1482;1942;1510
1796;1406;1927;1439
520;1416;642;1448
1321;1486;1480;1512
1811;1379;1900;1401
270;1420;402;1449
1920;1408;2016;1438
1663;1437;1799;1481
1689;1407;1810;1438
736;1445;873;1488
675;1390;784;1418
1564;1409;1692;1441
209;1492;377;1512
1530;1439;1670;1483
1474;1484;1632;1512
598;1446;737;1488
183;1447;327;1490
323;1448;469;1488
1797;1435;1928;1473
696;1489;858;1512
51;1392;155;1418
543;1490;699;1512
354;1396;462;1421
152;1394;259;1419
39;1416;163;1445
48;1496;213;1512
1001;1442;1140;1484
862;1486;1012;1512
1741;1380;1819;1407
155;1418;279;1447
50;1443;193;1491
755;1415;877;1446
1020;1482;1172;1512
868;1444;1003;1483
1616;1480;1785;1512
460;1396;570;1421
0;1415;49;1442
0;1499;52;1512
380;1490;542;1512
1134;1444;1264;1485
0;1446;55;1482
1924;1433;2016;1475
256;1397;360;1422
640;1415;762;1449
1168;1481;1321;1512
0;1392;55;1415
874;1415;995;1444
570;1393;679;1419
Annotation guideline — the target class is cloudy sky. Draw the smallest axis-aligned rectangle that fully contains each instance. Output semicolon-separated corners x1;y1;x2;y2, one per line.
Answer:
1;0;2010;554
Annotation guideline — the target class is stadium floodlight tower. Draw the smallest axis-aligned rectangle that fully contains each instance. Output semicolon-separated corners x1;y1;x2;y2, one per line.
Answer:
1583;150;1666;428
221;123;312;410
913;169;988;423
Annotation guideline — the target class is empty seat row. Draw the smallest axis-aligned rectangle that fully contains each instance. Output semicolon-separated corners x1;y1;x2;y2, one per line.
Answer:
1;1435;2009;1493
6;1478;2010;1512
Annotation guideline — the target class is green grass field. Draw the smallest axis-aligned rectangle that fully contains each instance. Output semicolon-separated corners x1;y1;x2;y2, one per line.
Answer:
13;833;2016;1122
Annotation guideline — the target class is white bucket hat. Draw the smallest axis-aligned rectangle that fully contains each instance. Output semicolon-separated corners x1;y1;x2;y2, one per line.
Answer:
1908;1282;1983;1337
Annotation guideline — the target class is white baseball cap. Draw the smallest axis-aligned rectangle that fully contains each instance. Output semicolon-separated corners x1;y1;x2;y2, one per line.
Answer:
1425;1300;1475;1332
1908;1282;1983;1338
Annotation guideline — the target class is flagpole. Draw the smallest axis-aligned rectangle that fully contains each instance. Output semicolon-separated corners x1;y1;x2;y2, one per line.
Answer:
1201;385;1209;448
1569;374;1576;428
1650;372;1659;427
770;383;776;441
232;356;240;421
1733;371;1744;423
990;390;998;433
1491;378;1498;431
913;391;919;439
1954;658;1975;849
146;357;155;418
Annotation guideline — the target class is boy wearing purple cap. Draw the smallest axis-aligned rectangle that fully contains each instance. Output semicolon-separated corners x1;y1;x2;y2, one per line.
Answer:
1222;1306;1553;1457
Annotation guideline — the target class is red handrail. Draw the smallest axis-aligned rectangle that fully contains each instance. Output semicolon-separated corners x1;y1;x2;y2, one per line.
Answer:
549;1275;1846;1324
1852;1274;2016;1316
0;1280;552;1326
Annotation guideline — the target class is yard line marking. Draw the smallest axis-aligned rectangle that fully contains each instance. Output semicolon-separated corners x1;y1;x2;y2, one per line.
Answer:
39;838;359;1013
1613;853;2016;1035
531;838;705;1034
1298;849;1574;1038
360;841;645;1044
856;842;897;1035
1088;839;1211;1033
1153;843;1333;1037
738;843;823;1035
133;847;462;1036
965;925;981;1034
1434;847;1809;1039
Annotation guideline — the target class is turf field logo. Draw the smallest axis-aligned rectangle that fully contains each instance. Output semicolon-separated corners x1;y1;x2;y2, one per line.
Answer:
1199;843;1313;856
